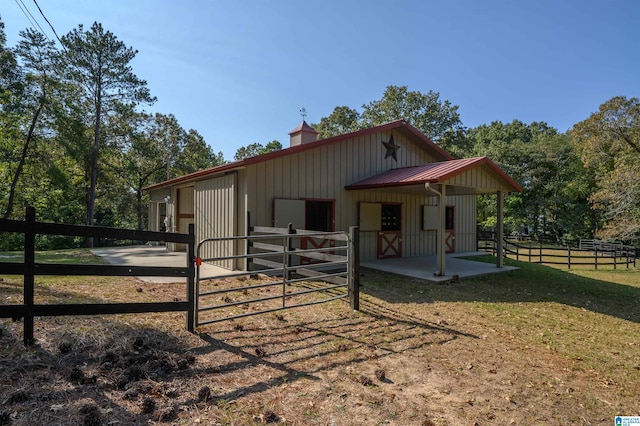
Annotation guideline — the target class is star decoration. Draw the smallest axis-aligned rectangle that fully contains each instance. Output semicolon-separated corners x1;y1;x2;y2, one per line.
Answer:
382;135;400;161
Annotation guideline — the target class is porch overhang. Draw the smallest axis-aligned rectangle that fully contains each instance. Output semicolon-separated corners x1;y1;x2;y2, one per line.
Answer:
344;156;522;194
345;156;522;278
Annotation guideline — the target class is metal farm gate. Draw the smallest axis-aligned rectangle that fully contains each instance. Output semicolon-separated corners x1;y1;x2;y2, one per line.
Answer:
194;225;360;327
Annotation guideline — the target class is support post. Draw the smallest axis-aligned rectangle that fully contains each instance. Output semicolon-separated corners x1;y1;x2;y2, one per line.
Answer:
187;223;195;333
24;207;36;346
496;190;504;269
286;223;295;282
424;183;446;276
349;226;360;311
246;211;252;271
438;185;447;275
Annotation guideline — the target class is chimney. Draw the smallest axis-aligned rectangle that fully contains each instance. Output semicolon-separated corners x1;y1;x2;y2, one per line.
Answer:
289;121;318;147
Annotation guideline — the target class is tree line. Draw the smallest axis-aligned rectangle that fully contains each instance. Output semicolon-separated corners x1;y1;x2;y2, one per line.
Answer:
0;19;224;249
312;88;640;246
1;18;638;250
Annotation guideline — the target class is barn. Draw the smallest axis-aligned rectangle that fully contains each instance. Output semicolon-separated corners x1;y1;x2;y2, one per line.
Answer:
144;119;522;276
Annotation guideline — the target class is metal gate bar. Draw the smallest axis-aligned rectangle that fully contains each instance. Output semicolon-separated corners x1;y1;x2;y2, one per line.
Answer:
195;226;359;327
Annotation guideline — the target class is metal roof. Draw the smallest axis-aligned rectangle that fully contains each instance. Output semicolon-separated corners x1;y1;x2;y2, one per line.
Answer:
344;156;523;192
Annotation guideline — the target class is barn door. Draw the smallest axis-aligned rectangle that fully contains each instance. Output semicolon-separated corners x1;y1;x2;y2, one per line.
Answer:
445;205;455;253
377;231;402;258
273;199;305;229
301;200;335;264
273;199;335;263
377;203;402;258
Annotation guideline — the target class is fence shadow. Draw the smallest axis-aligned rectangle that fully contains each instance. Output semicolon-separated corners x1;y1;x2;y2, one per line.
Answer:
192;296;477;402
362;258;640;323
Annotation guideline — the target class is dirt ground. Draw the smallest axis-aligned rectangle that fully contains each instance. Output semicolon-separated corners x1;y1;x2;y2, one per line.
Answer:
1;268;638;425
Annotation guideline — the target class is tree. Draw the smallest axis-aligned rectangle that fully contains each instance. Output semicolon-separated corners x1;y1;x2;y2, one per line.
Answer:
59;22;155;244
174;129;224;176
311;86;463;142
572;96;640;242
147;113;185;181
111;111;167;230
313;106;361;139
0;18;24;220
234;140;281;160
3;29;57;219
361;85;464;141
470;120;593;241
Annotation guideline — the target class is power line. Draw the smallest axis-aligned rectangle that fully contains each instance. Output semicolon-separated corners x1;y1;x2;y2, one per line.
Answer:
13;0;50;39
32;0;64;46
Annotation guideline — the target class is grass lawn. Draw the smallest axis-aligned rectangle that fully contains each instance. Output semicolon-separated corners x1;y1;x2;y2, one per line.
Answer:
1;249;639;425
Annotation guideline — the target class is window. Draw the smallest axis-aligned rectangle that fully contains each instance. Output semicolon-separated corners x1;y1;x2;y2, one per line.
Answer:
381;204;401;231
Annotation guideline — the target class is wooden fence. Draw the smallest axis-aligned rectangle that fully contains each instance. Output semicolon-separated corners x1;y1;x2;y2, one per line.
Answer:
0;207;195;345
478;231;637;270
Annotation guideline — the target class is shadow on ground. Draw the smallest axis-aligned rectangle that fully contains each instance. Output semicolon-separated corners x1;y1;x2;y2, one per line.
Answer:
361;256;640;323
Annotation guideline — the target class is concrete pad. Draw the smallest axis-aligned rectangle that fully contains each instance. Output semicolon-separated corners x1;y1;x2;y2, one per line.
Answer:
91;245;228;283
361;252;518;282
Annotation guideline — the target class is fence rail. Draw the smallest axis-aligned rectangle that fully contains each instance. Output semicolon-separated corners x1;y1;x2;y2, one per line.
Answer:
0;207;196;345
477;231;636;270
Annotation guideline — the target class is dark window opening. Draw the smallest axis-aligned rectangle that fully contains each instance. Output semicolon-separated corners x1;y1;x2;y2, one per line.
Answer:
445;206;454;230
381;204;401;231
305;200;333;231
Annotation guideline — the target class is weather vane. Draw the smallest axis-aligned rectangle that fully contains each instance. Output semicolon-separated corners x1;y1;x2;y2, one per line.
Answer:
300;107;307;121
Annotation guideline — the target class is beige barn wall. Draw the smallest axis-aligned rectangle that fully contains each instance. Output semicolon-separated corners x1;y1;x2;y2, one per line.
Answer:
450;194;477;252
240;130;477;261
195;174;236;269
449;165;515;192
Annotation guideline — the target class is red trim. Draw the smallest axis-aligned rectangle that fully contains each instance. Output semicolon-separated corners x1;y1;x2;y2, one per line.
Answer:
289;120;318;135
143;120;453;191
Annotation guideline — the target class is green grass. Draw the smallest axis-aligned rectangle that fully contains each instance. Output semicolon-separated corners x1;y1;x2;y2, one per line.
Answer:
0;248;108;265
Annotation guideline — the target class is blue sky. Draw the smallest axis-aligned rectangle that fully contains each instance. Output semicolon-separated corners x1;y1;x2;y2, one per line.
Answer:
3;0;639;160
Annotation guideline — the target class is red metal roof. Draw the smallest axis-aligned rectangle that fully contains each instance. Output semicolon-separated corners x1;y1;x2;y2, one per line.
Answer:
289;120;318;135
344;156;523;192
143;120;453;191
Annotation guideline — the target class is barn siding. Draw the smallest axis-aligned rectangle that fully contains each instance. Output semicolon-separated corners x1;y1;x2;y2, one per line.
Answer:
242;132;439;231
448;166;513;192
448;194;477;252
195;174;236;269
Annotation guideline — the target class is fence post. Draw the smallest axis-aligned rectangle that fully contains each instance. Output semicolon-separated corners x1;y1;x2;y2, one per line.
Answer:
286;223;295;282
349;226;360;311
595;249;598;270
24;206;36;346
539;239;543;264
246;212;252;271
567;245;571;270
187;224;195;333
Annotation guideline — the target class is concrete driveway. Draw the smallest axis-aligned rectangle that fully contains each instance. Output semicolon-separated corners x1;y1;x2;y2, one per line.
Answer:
91;245;227;283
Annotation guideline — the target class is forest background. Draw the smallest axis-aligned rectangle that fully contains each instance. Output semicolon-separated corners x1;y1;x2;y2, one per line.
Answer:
1;18;639;250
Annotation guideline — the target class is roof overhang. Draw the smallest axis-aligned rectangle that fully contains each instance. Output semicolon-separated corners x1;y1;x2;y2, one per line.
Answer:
344;156;523;194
